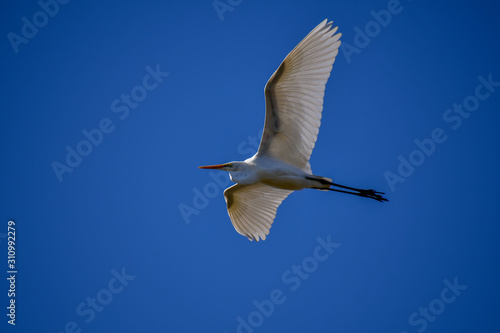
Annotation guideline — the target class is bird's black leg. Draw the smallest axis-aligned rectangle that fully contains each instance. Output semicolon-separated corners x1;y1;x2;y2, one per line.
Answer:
330;182;370;193
329;182;387;201
307;176;388;202
311;187;387;202
331;188;387;202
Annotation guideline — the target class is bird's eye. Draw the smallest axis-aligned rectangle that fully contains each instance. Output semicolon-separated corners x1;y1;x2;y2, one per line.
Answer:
227;163;233;167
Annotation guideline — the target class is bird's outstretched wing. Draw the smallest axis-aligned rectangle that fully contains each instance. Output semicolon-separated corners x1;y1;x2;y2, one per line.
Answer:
258;19;341;173
224;183;293;241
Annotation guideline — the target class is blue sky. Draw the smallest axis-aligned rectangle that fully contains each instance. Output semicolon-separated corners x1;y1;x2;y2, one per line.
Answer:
1;0;500;332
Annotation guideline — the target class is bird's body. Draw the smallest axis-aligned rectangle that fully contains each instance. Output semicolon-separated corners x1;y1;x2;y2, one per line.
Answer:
227;156;329;191
200;19;387;241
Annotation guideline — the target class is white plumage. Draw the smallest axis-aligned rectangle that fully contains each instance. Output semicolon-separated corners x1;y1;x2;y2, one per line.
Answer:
224;183;293;242
259;19;341;173
200;19;387;241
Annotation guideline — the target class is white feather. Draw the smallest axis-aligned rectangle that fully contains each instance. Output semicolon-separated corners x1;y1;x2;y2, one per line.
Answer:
224;20;341;241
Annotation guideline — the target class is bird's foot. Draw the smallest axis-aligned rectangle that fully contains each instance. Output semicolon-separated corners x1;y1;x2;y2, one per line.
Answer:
358;189;388;202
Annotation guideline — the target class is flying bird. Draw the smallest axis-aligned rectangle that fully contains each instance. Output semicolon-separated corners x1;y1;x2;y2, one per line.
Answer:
200;19;387;241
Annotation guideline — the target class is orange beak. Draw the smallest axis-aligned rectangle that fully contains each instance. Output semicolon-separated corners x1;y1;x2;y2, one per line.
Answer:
198;164;227;169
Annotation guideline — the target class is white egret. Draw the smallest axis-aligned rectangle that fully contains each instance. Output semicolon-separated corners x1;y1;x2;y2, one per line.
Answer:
200;19;387;241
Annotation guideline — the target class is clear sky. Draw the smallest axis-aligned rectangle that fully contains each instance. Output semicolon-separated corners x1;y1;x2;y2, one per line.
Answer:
1;0;500;332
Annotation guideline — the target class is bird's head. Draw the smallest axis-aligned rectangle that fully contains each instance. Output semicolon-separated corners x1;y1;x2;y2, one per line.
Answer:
199;161;251;183
198;162;242;172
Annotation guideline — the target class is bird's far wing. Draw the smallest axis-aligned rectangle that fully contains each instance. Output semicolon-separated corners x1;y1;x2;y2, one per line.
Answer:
223;183;293;241
258;19;342;173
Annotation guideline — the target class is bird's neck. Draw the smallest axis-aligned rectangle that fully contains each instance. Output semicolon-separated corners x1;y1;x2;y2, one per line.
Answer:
229;166;258;185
